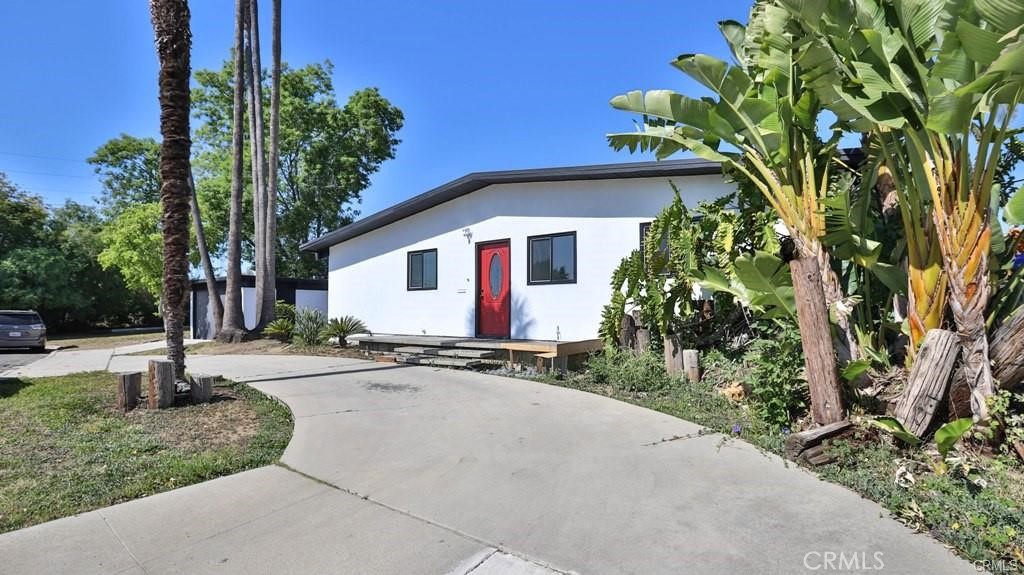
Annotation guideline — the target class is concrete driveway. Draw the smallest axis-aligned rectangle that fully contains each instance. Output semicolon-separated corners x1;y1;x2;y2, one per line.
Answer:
0;353;977;574
0;349;50;373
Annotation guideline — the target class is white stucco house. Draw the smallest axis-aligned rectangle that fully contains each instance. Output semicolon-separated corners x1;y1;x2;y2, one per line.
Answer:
300;159;731;344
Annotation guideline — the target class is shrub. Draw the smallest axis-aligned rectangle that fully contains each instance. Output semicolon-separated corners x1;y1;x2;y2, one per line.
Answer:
263;319;293;343
292;308;328;347
743;329;808;428
324;316;368;347
586;348;672;393
274;300;296;323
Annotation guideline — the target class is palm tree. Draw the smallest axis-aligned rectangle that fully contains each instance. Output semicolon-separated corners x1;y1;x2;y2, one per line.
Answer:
264;0;281;328
778;0;1024;421
148;0;192;378
218;0;249;342
189;169;222;338
246;0;274;331
608;2;852;424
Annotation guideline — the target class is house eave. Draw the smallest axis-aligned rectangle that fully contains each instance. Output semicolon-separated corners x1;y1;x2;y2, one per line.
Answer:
300;158;722;255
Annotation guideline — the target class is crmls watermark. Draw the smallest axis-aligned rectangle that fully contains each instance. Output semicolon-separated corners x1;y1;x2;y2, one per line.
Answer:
974;559;1021;573
803;551;885;571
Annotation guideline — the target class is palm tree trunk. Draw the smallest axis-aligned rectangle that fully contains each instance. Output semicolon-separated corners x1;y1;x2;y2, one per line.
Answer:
189;169;222;338
148;0;192;379
247;0;274;331
815;244;861;367
263;0;281;326
218;0;248;342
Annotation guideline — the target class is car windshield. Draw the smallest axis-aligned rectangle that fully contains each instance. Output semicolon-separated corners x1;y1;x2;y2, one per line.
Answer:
0;313;42;325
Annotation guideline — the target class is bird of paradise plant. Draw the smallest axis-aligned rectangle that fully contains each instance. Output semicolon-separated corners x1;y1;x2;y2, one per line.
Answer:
778;0;1024;420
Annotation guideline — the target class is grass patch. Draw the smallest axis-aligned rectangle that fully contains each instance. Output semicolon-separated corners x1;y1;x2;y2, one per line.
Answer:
0;371;292;533
51;331;166;350
523;352;1024;565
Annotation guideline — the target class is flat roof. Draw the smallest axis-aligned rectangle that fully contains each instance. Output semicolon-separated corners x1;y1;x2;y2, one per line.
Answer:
300;158;720;255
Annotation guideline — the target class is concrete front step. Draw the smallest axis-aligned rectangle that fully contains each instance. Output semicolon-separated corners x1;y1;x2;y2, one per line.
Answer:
393;346;498;359
395;355;483;369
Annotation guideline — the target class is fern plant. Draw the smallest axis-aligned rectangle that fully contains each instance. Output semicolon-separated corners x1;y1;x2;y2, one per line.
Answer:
324;316;368;347
292;308;329;347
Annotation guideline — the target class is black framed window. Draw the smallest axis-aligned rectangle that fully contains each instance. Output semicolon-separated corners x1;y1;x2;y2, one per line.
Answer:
528;232;576;284
407;249;437;290
639;222;671;275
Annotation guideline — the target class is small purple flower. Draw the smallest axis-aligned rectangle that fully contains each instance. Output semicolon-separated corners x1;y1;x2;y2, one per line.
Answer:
782;426;791;435
731;423;742;434
1014;253;1024;270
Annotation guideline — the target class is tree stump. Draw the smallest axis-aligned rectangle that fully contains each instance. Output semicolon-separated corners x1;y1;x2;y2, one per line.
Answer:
664;335;683;376
992;309;1024;391
635;328;651;354
683;349;700;383
619;315;637;351
116;372;141;412
895;329;959;437
190;374;215;404
789;257;845;424
148;359;175;409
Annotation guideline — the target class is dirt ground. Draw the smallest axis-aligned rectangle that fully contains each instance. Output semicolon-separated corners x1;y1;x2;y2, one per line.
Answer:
131;338;368;360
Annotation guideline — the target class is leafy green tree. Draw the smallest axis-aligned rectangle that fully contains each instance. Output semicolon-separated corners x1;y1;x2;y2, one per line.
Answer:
87;134;162;218
0;177;155;329
0;173;47;255
192;60;404;277
98;203;164;299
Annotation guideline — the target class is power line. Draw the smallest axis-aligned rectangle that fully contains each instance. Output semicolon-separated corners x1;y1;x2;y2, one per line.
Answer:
0;150;85;162
0;167;95;179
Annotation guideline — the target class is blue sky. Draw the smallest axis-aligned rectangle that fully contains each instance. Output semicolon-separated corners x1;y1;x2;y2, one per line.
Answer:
0;0;751;217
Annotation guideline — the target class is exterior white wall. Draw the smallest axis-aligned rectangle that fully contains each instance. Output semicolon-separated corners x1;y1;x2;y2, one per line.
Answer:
327;175;734;342
192;286;328;339
241;287;257;330
296;289;328;314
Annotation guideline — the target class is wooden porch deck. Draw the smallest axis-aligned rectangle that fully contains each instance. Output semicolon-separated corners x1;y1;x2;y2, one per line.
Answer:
350;333;603;363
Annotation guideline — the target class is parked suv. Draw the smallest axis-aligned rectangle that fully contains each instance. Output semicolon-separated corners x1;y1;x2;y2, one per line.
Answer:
0;310;47;351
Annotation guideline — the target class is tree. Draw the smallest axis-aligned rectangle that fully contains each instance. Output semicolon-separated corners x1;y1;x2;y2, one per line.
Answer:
148;0;193;378
192;61;403;278
89;135;223;335
0;173;47;255
87;135;162;218
219;0;249;342
263;0;282;328
778;0;1024;421
245;0;273;330
607;1;850;423
0;177;155;329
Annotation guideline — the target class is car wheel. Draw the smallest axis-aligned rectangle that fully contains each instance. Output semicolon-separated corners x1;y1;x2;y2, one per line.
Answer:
33;345;46;353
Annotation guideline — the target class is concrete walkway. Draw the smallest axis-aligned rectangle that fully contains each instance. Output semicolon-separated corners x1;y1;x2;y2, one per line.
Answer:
0;340;202;378
0;354;977;574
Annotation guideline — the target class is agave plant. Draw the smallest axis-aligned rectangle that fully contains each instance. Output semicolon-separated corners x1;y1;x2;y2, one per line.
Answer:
777;0;1024;420
292;308;329;347
324;315;368;347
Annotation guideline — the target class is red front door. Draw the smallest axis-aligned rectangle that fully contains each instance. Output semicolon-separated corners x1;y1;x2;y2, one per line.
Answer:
477;240;511;338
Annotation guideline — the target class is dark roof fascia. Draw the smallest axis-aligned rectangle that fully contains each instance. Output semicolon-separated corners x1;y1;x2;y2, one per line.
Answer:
190;276;328;291
300;158;721;255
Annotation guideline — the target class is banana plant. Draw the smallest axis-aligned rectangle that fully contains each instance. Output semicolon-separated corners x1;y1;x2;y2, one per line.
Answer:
778;0;1024;421
606;1;862;375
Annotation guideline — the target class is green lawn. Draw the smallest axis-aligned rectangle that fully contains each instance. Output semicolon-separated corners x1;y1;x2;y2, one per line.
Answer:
0;372;292;533
50;331;167;350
